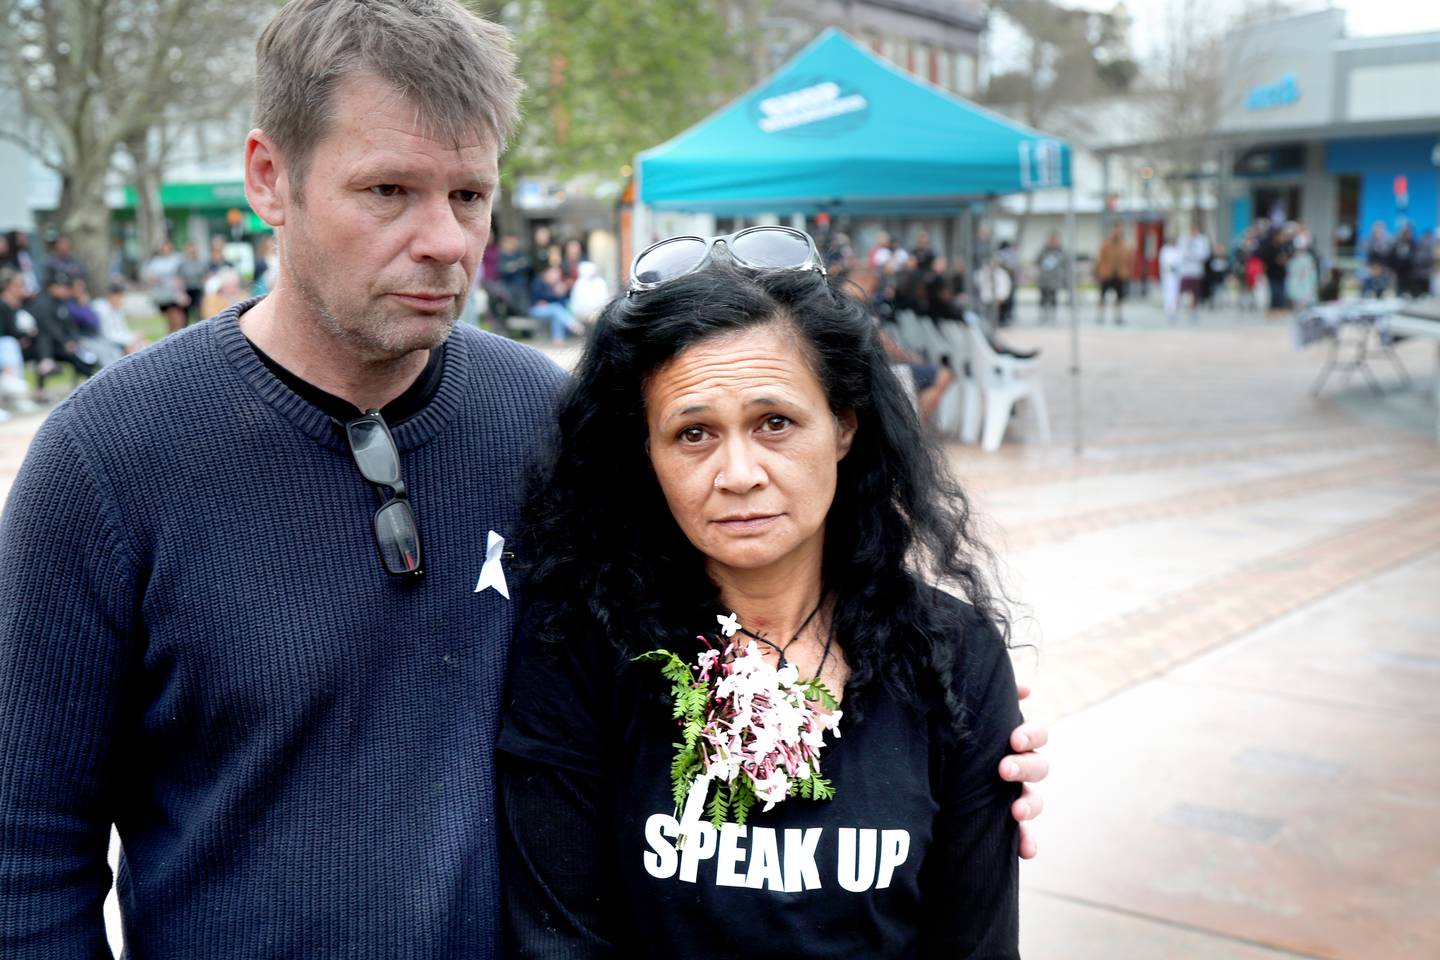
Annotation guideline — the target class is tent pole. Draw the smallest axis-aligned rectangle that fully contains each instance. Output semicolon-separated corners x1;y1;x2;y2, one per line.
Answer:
1066;181;1083;456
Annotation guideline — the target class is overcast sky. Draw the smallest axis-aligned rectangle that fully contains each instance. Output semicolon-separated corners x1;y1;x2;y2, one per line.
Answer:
987;0;1440;72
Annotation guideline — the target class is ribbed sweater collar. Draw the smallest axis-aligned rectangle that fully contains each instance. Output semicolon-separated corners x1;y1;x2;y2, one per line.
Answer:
209;297;473;454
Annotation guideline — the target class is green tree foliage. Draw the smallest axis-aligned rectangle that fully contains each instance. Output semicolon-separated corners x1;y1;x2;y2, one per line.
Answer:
496;0;756;181
984;0;1139;121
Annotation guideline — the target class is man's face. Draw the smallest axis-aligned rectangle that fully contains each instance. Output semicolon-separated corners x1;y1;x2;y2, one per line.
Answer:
54;238;70;257
279;74;498;359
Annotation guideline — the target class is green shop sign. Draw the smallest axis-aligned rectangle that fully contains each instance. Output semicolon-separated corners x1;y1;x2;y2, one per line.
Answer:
121;181;251;209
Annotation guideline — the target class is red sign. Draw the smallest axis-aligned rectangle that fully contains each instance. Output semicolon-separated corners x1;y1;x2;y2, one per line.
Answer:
1394;175;1409;198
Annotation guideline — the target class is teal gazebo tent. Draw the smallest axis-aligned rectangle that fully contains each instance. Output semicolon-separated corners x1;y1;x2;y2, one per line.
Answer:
637;29;1071;214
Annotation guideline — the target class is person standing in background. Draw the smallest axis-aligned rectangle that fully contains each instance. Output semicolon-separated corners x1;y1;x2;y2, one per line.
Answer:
1362;220;1391;291
1258;220;1290;315
1178;223;1210;324
498;233;531;316
1389;224;1419;297
1035;231;1068;326
531;224;559;279
995;239;1019;327
1204;238;1230;309
1284;226;1319;311
1095;222;1133;325
1159;233;1183;324
179;241;208;326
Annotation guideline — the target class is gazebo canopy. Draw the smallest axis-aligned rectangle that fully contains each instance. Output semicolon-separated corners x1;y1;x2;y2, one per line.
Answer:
637;29;1071;216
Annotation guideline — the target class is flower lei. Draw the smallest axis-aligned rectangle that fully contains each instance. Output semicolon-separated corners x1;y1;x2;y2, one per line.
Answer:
634;612;842;835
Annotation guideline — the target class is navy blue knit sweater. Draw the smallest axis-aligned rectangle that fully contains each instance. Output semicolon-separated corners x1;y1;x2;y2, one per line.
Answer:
0;303;565;957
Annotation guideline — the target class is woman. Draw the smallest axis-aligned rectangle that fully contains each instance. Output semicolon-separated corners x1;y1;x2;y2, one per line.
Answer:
499;228;1033;958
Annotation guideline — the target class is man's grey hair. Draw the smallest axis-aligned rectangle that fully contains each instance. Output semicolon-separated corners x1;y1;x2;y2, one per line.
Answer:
254;0;522;196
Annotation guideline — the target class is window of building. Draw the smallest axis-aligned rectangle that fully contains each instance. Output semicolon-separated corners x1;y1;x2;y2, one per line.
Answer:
955;52;977;96
881;36;901;70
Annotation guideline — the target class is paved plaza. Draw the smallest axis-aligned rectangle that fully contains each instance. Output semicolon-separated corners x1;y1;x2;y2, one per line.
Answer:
2;299;1436;957
955;301;1440;959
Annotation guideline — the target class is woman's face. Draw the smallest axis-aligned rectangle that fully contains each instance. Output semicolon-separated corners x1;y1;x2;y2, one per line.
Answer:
644;323;856;581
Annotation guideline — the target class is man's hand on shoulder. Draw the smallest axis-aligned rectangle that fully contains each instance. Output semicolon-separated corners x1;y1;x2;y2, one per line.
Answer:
999;682;1048;860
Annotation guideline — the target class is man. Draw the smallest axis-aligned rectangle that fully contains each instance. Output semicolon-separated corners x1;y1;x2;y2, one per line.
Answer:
1035;231;1068;325
22;270;99;394
44;234;88;287
179;240;209;325
0;2;1047;956
497;233;531;316
1095;221;1133;325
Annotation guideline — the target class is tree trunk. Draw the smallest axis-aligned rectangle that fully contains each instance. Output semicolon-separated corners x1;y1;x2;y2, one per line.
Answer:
57;154;113;290
127;133;168;261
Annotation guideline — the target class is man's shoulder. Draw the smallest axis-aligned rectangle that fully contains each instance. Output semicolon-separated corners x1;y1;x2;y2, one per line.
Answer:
47;322;223;429
451;324;567;397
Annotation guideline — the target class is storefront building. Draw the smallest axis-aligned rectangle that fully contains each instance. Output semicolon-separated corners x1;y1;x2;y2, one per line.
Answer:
1214;9;1440;262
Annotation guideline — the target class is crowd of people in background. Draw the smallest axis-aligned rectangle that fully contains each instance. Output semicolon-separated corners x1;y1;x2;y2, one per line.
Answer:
0;228;288;413
1358;220;1436;299
821;212;1436;343
491;224;610;343
0;210;1432;417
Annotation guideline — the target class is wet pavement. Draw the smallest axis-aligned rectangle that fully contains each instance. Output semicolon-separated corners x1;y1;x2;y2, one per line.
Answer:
944;301;1440;959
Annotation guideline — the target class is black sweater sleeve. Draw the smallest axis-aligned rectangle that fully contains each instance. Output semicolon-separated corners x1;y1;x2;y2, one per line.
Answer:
497;605;619;958
918;609;1024;959
498;754;616;959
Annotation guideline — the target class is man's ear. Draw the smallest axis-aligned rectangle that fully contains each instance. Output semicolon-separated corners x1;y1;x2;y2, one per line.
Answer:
836;409;858;460
245;130;289;229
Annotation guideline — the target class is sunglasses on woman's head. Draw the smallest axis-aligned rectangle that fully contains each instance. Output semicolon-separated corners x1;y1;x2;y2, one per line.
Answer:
627;226;824;295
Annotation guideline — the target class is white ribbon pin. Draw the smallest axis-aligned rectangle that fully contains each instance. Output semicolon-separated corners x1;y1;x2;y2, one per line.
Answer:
473;530;510;599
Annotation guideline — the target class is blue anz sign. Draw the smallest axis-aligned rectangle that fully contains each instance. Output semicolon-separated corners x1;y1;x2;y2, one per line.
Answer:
1245;73;1300;111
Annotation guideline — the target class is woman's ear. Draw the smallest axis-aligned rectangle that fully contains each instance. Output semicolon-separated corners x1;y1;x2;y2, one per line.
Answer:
835;409;858;460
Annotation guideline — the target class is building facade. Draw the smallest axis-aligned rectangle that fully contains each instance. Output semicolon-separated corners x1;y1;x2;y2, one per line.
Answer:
1214;9;1440;262
766;0;985;97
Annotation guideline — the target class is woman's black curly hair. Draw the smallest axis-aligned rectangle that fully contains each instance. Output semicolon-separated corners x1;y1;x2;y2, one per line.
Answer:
519;262;1009;735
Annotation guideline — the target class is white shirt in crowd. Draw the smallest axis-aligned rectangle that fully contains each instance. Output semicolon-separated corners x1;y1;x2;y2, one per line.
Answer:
1179;233;1210;279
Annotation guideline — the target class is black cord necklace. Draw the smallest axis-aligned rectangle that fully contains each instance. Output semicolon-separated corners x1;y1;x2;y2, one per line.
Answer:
735;597;834;676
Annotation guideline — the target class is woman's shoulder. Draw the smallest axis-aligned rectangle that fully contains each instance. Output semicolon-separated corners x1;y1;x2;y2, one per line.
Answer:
903;583;1015;717
909;584;1005;651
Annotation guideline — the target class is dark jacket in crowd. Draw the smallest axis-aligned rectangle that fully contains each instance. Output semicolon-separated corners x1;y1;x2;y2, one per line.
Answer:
24;292;77;362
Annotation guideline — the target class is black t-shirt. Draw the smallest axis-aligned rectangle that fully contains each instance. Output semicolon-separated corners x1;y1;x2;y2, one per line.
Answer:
0;300;20;340
246;337;445;427
497;588;1022;959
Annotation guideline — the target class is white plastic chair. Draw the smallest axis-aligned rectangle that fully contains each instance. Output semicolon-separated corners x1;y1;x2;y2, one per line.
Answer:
933;318;983;444
892;310;932;359
963;312;1051;452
